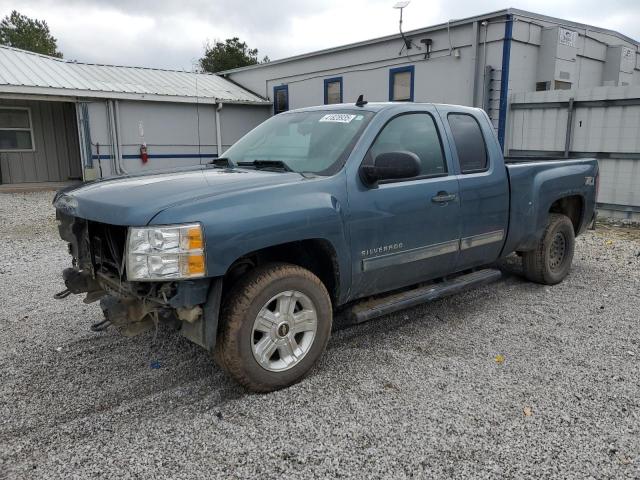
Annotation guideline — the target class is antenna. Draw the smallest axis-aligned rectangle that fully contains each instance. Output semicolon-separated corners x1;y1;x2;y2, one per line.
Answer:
393;1;417;55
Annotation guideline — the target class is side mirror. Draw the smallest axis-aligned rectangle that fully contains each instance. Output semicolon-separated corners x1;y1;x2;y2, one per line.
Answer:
360;151;421;185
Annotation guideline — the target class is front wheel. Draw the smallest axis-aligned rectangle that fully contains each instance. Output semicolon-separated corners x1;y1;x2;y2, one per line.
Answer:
215;263;332;392
522;213;575;285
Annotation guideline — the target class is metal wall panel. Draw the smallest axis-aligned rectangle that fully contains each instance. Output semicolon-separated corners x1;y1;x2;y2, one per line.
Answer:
598;158;640;207
83;100;271;177
509;106;568;151
219;104;271;150
508;87;640;216
118;100;217;172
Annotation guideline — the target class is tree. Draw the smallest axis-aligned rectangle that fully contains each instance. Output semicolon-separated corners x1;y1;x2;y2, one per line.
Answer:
199;37;268;73
0;10;62;58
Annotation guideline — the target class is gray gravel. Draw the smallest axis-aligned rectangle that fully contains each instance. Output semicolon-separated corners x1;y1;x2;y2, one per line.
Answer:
1;191;639;479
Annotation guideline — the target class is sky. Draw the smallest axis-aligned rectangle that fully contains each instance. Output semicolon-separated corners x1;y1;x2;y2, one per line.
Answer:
1;0;639;70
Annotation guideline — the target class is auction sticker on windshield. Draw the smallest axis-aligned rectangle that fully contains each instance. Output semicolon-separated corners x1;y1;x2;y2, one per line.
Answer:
319;114;357;123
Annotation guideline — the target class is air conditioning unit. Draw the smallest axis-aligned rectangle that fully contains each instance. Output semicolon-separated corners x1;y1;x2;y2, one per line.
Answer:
536;27;578;90
603;45;635;86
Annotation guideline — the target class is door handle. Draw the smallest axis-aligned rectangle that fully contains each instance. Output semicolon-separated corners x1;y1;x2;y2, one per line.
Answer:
431;191;457;203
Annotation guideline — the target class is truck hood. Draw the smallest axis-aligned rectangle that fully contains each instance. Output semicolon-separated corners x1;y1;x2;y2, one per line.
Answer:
54;167;305;225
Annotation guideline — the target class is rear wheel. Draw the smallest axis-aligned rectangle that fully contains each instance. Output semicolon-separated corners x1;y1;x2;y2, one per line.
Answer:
215;263;332;392
522;213;575;285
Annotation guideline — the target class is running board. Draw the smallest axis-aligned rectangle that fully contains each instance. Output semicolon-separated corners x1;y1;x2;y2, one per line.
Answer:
348;269;502;324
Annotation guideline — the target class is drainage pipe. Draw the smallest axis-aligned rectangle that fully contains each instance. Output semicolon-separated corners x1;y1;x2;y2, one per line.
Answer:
106;100;120;176
113;99;128;175
215;102;223;157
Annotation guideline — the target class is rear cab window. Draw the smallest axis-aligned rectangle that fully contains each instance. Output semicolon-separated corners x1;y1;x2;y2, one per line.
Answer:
447;113;489;173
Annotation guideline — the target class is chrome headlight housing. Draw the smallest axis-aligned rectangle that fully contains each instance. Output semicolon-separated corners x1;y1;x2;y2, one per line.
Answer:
126;223;205;281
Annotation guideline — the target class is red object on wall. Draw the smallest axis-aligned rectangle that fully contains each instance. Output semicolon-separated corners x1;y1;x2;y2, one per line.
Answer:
140;144;148;163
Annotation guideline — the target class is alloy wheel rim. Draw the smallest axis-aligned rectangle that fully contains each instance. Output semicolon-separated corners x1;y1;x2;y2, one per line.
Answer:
549;232;567;271
251;290;318;372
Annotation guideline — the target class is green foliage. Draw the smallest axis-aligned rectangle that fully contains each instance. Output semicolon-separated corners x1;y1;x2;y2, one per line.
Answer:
0;10;62;58
199;37;269;73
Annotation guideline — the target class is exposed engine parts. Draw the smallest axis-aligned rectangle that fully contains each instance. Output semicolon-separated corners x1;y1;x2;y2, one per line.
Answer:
55;211;210;338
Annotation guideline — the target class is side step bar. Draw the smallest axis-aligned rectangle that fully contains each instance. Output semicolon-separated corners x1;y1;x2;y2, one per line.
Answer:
347;268;502;324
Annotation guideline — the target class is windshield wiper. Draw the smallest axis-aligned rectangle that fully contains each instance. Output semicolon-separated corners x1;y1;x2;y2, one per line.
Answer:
236;159;293;172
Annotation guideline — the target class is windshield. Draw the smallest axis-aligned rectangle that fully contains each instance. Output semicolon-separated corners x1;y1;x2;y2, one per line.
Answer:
223;110;375;175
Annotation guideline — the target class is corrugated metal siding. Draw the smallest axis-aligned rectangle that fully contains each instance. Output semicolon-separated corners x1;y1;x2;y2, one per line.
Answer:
508;86;640;216
508;107;569;151
78;99;271;178
0;99;81;183
572;106;640;153
0;46;268;104
598;158;640;207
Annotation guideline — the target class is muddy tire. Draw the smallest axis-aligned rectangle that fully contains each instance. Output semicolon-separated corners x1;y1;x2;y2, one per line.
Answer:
215;263;332;393
522;213;575;285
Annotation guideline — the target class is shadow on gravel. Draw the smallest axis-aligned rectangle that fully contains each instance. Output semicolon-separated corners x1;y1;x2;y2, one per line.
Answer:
2;324;246;439
329;278;501;352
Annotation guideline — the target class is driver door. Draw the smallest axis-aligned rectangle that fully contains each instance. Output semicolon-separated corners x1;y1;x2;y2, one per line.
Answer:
346;110;461;299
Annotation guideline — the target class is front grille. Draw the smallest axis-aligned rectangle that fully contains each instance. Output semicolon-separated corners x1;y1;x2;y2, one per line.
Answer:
88;221;127;276
57;212;177;302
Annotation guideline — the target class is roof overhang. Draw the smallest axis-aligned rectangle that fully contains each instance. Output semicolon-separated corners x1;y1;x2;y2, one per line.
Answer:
0;85;272;105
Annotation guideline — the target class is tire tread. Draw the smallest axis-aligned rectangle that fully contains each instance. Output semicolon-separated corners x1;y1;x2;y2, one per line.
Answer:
522;213;574;285
215;262;331;393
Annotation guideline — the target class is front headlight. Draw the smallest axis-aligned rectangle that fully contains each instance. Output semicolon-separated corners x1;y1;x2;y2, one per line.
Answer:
126;223;205;281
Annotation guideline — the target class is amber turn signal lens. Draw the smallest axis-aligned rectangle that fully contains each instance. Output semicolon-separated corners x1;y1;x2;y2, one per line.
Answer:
187;254;205;275
186;227;204;250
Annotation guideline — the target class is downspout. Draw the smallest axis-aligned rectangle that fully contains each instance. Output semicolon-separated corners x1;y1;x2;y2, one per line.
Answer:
481;21;489;110
497;14;513;152
471;21;480;107
106;100;120;175
74;102;87;181
215;102;223;157
113;99;128;174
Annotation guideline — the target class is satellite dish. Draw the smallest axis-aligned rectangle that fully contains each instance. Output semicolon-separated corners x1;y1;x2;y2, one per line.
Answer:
392;1;416;54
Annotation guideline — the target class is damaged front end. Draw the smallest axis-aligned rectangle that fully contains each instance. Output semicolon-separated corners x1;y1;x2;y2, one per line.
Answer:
55;210;221;351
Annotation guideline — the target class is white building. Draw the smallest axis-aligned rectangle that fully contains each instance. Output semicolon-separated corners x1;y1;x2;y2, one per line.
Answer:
220;8;640;220
0;45;271;186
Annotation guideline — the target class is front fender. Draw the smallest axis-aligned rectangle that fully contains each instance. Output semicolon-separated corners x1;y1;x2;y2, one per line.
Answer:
150;176;351;297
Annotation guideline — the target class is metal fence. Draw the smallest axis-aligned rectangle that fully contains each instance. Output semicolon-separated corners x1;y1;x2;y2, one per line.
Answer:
507;86;640;221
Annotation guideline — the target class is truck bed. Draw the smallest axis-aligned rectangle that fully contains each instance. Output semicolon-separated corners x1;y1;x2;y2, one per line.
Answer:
501;157;599;255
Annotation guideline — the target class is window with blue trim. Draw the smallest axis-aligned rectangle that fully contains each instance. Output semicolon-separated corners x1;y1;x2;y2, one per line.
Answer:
324;77;343;104
389;65;414;102
273;85;289;114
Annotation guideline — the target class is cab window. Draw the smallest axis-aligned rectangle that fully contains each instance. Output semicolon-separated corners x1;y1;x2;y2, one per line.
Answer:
447;113;488;173
367;113;446;178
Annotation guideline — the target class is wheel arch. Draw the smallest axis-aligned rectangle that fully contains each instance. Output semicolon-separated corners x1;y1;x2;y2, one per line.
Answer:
548;194;585;235
222;238;342;306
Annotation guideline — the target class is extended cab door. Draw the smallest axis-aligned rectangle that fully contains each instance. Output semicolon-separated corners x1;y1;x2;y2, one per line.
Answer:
345;107;461;299
437;107;509;270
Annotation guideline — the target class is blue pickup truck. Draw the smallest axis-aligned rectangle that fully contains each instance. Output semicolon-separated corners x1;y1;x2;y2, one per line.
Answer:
54;101;598;392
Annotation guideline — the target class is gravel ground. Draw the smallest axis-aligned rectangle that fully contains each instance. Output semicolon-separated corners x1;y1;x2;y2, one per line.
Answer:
1;191;639;479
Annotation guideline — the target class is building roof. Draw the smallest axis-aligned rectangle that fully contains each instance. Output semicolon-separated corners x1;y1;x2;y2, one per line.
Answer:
219;7;639;75
0;46;269;105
